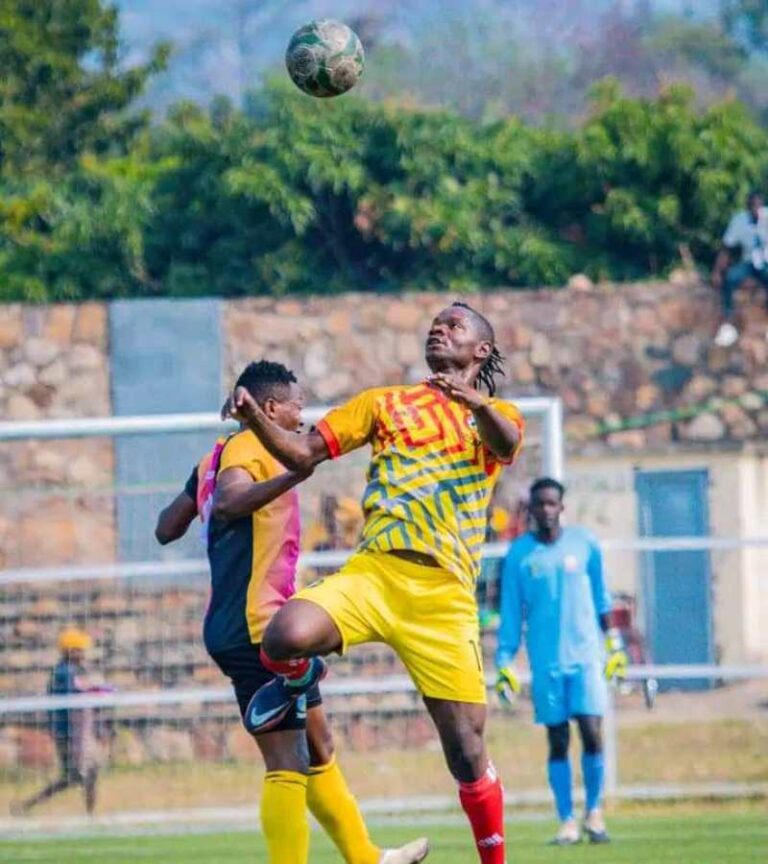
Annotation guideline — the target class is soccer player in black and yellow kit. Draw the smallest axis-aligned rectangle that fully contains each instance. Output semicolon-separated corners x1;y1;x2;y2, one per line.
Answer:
227;305;523;864
156;360;427;864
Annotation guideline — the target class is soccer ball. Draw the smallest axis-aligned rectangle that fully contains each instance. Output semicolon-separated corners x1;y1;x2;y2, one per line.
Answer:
285;19;365;98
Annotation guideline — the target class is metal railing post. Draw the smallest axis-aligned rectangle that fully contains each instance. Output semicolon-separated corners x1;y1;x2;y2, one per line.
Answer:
604;687;618;797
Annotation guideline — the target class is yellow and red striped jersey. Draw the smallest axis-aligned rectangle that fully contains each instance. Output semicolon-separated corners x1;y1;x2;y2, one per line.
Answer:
316;384;524;585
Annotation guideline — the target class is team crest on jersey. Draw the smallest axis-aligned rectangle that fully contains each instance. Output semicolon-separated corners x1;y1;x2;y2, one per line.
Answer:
564;554;580;573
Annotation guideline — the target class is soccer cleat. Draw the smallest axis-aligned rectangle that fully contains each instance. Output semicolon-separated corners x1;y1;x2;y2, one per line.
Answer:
244;657;327;735
714;322;738;348
583;825;610;844
583;811;610;844
548;821;581;846
379;837;430;863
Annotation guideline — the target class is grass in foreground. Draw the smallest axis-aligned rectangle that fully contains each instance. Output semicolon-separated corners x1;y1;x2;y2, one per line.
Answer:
2;810;767;864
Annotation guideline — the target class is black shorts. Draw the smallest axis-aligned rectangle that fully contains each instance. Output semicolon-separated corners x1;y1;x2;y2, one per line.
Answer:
210;643;322;733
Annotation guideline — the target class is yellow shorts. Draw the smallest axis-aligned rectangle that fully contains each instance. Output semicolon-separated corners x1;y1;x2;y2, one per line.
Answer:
294;550;486;704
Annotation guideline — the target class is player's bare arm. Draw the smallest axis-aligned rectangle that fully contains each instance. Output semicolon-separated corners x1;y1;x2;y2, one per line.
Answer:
155;490;197;545
212;465;313;522
427;373;520;460
226;386;330;472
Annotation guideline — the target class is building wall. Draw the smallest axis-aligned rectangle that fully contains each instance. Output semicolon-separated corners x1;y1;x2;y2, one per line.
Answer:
739;454;768;663
567;449;767;663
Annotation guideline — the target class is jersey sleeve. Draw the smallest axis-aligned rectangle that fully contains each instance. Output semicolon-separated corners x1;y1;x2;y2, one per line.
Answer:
586;531;612;618
218;433;271;482
183;465;199;500
495;540;525;668
315;389;380;459
487;398;525;465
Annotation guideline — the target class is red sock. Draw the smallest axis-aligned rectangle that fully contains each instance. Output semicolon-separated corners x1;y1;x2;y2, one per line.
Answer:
259;646;310;681
458;763;506;864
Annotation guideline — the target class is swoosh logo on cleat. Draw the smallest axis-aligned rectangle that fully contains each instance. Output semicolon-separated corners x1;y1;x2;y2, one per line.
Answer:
295;695;307;720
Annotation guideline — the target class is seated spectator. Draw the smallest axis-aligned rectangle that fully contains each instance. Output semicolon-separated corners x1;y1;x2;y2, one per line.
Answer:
712;190;768;347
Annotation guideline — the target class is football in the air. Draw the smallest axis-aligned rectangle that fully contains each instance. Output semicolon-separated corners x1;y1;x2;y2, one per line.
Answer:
285;19;365;98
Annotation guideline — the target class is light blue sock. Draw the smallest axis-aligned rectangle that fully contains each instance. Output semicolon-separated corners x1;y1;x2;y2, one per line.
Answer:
581;752;604;813
547;759;573;822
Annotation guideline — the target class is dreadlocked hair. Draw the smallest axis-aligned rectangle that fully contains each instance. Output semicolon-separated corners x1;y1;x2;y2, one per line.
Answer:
451;302;506;396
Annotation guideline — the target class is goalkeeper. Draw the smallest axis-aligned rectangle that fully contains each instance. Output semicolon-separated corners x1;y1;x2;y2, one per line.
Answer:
495;477;627;846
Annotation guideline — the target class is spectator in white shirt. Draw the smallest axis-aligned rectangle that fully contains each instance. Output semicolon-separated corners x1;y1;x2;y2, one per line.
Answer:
712;191;768;347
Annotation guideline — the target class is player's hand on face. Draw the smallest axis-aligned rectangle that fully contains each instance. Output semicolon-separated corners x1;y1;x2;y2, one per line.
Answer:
495;665;521;707
427;373;488;410
223;387;261;424
220;392;235;421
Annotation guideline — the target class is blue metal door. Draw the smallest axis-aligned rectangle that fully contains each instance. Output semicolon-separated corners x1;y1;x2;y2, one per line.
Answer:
634;469;714;689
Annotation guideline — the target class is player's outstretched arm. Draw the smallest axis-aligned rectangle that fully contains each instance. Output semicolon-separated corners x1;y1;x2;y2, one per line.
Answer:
226;387;330;472
212;466;312;522
471;402;520;461
588;538;629;680
155;489;197;545
495;544;524;669
495;545;525;705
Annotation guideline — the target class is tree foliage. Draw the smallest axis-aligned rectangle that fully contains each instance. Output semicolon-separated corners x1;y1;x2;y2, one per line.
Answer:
1;2;768;303
0;0;168;175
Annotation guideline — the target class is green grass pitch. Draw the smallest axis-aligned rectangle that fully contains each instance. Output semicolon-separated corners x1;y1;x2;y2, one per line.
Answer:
1;811;766;863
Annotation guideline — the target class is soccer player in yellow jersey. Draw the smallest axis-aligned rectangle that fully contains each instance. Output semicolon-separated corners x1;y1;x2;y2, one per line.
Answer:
228;304;524;864
156;360;427;864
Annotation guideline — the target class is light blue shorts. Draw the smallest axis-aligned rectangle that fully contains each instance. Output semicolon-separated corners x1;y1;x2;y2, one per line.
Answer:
531;664;607;726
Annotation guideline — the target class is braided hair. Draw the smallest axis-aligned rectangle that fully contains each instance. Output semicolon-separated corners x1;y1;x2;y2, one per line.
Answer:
451;302;505;396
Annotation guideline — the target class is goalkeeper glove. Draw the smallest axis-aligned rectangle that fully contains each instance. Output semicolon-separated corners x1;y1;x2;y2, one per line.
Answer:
495;665;521;706
604;628;629;682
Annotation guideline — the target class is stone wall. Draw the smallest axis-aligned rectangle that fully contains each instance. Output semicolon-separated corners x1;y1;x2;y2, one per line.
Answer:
2;277;767;568
224;274;768;450
0;304;113;569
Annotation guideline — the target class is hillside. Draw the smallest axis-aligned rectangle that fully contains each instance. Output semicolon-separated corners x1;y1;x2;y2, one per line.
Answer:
116;0;722;112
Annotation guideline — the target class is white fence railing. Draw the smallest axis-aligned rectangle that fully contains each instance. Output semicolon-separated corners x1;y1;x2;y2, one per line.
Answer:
1;665;766;824
1;535;766;586
1;664;765;716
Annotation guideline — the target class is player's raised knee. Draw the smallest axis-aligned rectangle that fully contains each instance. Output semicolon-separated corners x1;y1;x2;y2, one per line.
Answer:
262;601;319;659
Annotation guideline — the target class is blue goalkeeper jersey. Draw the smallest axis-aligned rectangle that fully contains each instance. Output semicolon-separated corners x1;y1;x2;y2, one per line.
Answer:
495;526;612;673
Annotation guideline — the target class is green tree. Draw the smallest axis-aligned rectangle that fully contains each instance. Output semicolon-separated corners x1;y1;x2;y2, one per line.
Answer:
0;0;168;175
0;0;168;301
2;77;768;302
534;81;768;278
